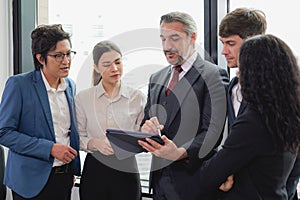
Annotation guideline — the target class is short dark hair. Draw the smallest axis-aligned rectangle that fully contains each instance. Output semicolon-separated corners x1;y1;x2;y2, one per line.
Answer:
219;8;267;39
31;24;71;70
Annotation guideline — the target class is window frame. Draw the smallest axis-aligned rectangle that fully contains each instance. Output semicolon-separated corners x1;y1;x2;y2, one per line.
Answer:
12;0;228;198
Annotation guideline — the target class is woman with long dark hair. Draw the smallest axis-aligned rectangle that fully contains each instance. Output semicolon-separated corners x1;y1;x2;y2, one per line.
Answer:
197;34;300;199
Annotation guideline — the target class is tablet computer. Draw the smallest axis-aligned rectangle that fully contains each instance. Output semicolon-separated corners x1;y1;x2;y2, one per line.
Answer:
106;129;164;160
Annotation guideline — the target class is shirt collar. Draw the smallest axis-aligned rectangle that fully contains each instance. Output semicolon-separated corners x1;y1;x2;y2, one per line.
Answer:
95;80;130;99
41;70;67;92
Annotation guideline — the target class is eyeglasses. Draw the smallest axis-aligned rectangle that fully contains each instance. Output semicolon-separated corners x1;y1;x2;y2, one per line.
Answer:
47;51;76;62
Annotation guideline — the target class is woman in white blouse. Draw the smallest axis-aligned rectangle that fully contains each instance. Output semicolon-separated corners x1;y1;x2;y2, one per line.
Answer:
75;40;146;200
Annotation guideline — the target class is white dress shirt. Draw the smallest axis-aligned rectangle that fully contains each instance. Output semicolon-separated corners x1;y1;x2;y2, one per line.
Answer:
231;82;242;117
41;71;70;167
167;51;197;85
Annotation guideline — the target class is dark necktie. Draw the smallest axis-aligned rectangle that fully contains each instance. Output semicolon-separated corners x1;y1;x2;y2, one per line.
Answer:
166;65;183;95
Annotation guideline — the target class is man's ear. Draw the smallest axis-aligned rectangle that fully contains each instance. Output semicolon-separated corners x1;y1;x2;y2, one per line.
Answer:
36;54;45;66
191;32;197;42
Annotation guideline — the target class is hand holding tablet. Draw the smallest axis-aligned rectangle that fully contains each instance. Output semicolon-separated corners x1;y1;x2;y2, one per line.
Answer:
106;129;164;160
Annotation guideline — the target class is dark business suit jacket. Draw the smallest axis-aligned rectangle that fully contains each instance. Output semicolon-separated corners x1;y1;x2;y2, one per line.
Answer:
142;54;228;199
228;76;299;199
0;69;81;198
198;104;296;199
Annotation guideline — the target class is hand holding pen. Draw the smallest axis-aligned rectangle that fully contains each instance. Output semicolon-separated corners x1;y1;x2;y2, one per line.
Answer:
139;116;187;161
151;117;164;136
157;127;162;136
141;116;164;135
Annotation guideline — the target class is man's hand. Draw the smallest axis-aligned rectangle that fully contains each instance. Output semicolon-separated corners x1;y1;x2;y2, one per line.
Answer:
87;137;114;155
141;116;164;134
138;135;187;161
51;144;78;164
219;175;234;192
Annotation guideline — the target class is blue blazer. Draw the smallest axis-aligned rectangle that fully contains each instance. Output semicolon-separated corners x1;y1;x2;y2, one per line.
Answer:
0;70;80;198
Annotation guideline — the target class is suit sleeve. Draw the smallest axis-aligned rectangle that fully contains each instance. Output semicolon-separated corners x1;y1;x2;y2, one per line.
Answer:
185;64;228;164
140;74;154;127
197;111;264;194
0;76;54;161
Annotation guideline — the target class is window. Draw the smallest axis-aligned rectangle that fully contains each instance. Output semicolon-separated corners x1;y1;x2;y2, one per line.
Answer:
229;0;300;57
39;0;205;93
225;0;300;80
37;0;206;195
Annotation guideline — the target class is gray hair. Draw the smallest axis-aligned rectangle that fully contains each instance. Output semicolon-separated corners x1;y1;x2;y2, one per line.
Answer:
160;11;197;36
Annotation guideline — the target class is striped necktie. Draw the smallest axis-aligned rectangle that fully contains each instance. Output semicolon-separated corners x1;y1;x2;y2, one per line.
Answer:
166;65;183;95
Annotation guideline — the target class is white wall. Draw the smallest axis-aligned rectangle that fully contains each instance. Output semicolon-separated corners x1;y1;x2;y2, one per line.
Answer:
0;1;13;199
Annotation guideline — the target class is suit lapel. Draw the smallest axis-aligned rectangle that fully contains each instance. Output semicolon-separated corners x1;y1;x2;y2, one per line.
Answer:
64;80;78;149
238;100;247;116
168;55;204;125
227;77;239;127
150;67;171;105
65;83;74;116
64;79;81;174
32;70;55;140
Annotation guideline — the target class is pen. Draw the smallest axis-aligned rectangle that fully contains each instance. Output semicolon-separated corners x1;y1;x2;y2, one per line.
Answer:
157;128;161;136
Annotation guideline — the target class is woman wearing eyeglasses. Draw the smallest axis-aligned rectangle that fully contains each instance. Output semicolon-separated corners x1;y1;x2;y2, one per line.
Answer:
0;24;81;200
75;40;146;200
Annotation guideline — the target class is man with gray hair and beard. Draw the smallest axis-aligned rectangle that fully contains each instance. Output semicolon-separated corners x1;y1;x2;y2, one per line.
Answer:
138;11;228;200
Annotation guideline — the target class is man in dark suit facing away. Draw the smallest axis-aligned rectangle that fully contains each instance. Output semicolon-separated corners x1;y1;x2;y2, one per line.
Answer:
138;11;228;200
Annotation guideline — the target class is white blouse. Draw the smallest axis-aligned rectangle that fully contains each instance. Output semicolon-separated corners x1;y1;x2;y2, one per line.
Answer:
74;81;146;151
